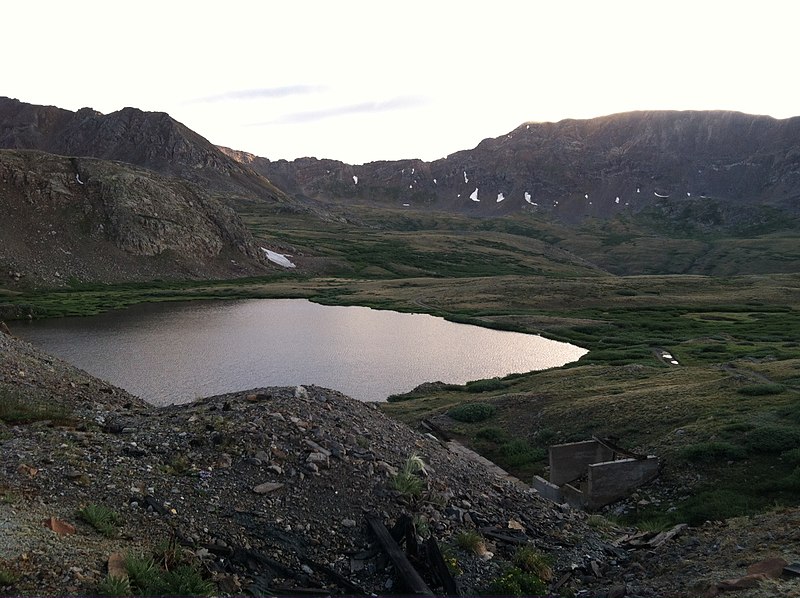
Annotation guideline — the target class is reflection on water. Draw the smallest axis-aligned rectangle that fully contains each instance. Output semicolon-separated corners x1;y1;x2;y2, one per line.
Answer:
17;299;587;405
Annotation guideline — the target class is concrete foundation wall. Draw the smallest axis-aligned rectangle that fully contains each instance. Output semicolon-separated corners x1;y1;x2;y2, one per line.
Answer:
562;483;586;509
587;457;660;510
532;475;563;504
549;440;615;486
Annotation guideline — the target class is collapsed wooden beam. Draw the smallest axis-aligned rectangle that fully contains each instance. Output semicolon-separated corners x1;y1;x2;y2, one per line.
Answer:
366;514;435;596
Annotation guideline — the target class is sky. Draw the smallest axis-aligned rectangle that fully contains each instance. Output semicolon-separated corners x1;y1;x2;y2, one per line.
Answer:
4;1;798;164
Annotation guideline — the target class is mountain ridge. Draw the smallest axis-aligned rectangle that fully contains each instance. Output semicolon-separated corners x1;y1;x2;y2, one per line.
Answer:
0;96;296;209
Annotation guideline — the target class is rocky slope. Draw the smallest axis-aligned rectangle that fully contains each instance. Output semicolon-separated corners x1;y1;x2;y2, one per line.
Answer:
228;110;800;228
0;97;296;209
1;328;798;597
0;149;271;288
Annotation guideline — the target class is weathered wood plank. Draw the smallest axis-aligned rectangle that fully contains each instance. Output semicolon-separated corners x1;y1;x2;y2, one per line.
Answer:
366;514;434;596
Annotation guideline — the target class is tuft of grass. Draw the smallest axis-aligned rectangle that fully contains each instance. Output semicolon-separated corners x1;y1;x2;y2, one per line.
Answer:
165;454;191;476
448;402;496;423
512;546;553;581
122;551;214;596
124;554;159;593
455;530;483;554
98;575;132;596
77;504;123;537
158;565;215;596
390;454;427;498
0;389;74;426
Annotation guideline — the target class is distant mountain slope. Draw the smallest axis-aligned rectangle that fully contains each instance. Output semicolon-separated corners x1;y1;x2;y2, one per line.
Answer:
0;97;295;208
0;150;271;287
230;110;800;228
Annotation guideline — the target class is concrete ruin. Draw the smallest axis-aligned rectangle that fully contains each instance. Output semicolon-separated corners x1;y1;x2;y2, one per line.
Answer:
532;438;659;510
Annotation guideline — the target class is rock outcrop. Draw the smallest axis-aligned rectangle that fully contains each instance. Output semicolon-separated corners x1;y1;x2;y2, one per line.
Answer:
0;150;269;287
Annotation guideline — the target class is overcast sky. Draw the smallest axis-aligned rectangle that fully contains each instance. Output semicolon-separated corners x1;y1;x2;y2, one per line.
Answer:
5;1;798;164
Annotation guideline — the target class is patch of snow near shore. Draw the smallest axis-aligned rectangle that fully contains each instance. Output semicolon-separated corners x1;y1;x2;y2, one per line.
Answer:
261;248;296;268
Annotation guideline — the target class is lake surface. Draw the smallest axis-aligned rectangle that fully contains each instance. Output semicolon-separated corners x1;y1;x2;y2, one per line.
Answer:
17;299;587;405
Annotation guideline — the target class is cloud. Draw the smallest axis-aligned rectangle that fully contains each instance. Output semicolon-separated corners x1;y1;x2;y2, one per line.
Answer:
190;85;325;103
262;95;429;125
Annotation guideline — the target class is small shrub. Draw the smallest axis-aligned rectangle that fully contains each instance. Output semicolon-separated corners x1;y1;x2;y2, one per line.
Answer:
165;454;191;475
486;566;548;596
679;441;747;463
745;425;800;454
455;530;483;554
500;439;547;467
448;402;496;423
77;504;122;537
737;384;785;396
512;546;552;580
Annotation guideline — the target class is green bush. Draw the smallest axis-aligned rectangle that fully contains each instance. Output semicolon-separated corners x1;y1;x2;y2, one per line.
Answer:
448;402;496;423
500;440;547;468
679;441;747;463
745;426;800;454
